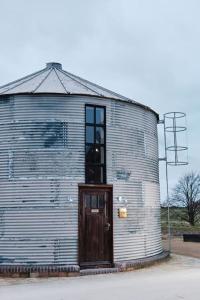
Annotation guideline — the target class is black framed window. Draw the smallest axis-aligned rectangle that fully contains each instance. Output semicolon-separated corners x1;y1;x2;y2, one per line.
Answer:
85;105;106;184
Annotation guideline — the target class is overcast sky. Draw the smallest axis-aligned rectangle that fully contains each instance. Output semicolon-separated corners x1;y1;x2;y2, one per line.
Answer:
0;0;199;201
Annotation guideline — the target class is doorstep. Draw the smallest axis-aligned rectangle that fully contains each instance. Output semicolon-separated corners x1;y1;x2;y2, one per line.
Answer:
81;251;170;276
80;267;119;276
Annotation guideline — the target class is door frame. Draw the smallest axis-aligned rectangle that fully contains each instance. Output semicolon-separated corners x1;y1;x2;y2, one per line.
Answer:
78;184;113;267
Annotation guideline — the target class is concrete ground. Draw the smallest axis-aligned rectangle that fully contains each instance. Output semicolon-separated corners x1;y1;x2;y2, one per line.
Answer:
0;255;200;300
163;237;200;258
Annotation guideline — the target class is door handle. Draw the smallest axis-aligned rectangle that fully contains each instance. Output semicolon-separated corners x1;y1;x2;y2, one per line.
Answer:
105;222;111;231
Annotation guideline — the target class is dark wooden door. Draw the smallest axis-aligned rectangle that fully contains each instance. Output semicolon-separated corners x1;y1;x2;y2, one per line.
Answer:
79;187;113;267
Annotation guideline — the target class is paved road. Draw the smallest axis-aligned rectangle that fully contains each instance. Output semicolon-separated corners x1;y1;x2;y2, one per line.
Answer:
0;255;199;300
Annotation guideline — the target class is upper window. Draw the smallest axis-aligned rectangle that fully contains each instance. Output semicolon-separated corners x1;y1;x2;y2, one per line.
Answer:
85;105;106;184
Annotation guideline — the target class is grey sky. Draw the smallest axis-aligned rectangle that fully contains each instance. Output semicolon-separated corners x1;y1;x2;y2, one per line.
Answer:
0;0;199;201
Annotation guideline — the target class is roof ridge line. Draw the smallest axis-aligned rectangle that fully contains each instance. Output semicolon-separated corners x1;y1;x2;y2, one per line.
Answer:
58;69;102;97
0;67;46;90
32;68;52;93
54;68;70;94
0;68;47;95
62;69;132;102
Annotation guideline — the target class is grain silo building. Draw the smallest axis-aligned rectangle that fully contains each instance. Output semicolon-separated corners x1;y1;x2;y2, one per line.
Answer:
0;62;163;274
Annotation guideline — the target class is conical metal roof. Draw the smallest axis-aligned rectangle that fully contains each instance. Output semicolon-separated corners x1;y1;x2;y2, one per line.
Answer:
0;62;131;101
0;62;158;116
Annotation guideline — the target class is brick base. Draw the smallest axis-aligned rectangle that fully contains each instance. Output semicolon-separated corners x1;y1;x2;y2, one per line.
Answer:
0;251;170;278
0;265;80;278
114;251;170;272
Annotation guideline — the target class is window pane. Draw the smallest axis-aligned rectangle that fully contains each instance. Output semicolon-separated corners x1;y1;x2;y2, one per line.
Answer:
86;166;104;183
94;146;104;164
86;145;104;164
85;194;91;208
91;195;98;208
96;108;104;124
86;126;94;143
86;106;94;123
96;127;104;144
95;166;104;183
86;145;95;164
86;166;96;183
98;194;104;208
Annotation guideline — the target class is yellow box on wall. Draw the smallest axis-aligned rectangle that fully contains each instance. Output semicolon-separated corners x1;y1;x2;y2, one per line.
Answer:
118;207;128;218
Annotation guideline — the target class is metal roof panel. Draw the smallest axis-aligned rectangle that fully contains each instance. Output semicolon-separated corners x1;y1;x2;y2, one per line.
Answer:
0;62;158;117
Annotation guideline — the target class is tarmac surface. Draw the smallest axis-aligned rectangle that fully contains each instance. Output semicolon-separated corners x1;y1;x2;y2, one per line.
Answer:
0;254;199;300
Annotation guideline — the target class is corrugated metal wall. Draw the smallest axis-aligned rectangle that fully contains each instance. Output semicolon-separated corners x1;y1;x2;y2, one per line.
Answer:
0;94;162;265
108;100;162;261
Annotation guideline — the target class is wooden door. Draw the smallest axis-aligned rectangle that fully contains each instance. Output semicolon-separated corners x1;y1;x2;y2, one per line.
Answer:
79;186;113;267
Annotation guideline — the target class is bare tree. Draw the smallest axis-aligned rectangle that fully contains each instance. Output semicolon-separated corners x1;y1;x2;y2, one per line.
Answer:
171;172;200;226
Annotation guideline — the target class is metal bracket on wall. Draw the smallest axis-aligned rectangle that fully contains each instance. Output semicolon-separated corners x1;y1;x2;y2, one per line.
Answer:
158;157;166;161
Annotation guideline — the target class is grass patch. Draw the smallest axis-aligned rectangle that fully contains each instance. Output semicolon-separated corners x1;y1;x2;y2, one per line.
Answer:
161;207;200;236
